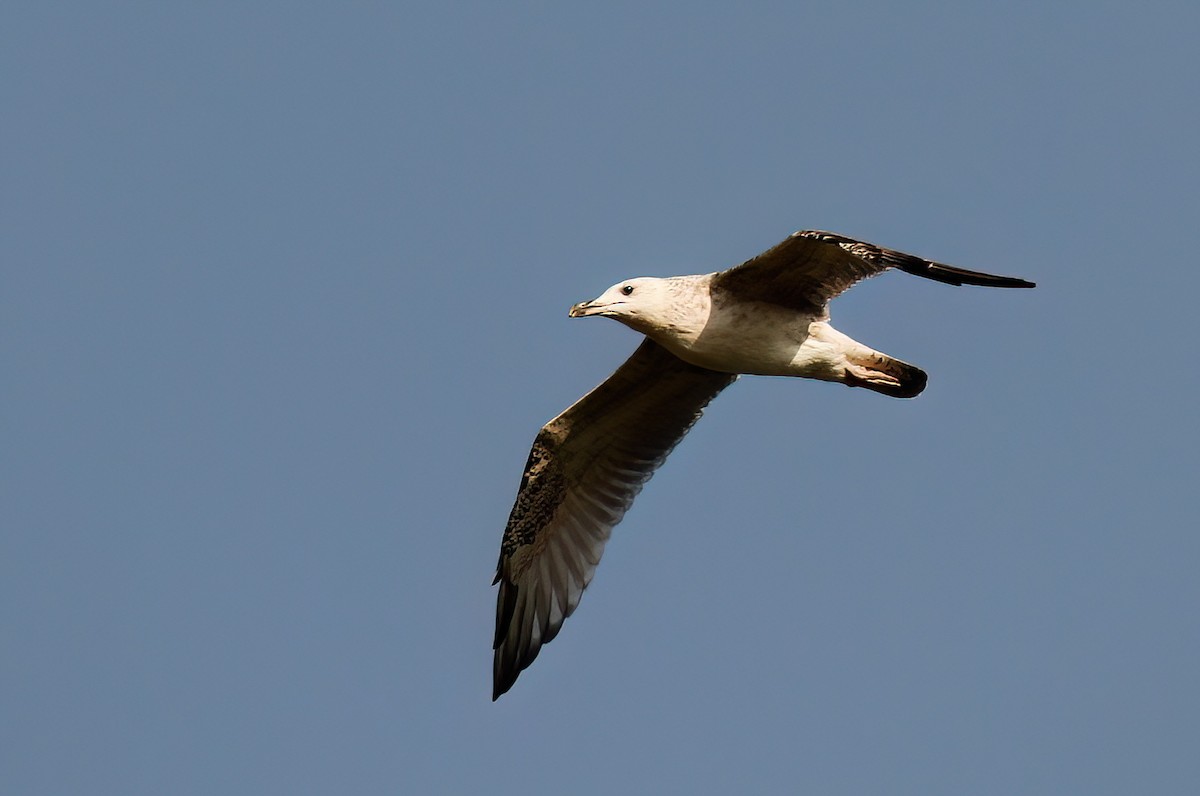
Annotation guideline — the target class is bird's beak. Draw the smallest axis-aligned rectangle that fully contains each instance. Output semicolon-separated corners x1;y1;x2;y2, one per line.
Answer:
569;299;600;318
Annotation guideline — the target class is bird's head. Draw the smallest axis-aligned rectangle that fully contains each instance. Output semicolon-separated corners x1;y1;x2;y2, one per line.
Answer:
568;276;677;332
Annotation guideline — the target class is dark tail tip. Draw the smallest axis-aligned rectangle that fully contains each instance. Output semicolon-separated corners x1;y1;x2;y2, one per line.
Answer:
891;365;928;399
871;360;927;399
845;359;928;399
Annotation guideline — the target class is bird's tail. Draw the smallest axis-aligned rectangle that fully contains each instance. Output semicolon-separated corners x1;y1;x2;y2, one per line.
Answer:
842;350;928;399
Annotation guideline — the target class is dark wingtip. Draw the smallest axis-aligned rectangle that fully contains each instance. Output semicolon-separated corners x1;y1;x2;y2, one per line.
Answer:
492;576;521;701
916;262;1036;289
492;660;517;701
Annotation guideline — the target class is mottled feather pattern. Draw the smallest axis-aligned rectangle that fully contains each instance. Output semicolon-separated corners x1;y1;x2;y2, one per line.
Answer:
496;432;565;567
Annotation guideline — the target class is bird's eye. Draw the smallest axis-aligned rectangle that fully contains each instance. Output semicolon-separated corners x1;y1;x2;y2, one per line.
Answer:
621;285;634;296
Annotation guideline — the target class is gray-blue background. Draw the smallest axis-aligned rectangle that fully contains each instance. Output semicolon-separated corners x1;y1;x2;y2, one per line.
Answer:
4;2;1197;793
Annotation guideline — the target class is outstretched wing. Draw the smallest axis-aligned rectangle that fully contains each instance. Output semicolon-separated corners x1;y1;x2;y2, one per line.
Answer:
712;230;1035;316
492;339;736;700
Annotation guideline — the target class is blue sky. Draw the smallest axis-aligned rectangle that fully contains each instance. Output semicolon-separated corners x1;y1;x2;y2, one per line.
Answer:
3;2;1198;793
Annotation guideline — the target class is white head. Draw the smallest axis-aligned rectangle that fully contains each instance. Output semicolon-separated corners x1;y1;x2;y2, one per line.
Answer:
568;276;685;336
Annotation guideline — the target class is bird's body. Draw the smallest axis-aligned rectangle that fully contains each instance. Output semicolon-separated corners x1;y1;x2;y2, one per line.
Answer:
630;278;819;376
491;229;1035;700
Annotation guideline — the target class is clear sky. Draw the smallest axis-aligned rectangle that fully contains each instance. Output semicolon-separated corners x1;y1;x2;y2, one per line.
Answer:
3;2;1198;794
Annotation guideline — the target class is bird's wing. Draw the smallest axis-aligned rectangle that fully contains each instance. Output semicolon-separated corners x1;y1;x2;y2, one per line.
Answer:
711;230;1035;315
492;338;736;700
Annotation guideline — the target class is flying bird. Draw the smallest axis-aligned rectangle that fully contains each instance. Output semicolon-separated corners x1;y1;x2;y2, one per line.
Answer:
491;229;1035;700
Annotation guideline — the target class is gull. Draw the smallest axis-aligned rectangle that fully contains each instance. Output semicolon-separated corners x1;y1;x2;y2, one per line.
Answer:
491;229;1035;700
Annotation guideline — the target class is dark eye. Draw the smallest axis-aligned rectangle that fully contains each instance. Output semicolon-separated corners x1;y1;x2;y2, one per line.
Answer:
621;285;634;296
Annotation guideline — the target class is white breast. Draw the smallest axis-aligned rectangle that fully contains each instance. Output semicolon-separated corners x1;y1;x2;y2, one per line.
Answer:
651;298;821;376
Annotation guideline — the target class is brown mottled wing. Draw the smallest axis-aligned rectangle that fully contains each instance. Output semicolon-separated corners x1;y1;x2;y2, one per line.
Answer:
712;230;1035;316
492;339;736;700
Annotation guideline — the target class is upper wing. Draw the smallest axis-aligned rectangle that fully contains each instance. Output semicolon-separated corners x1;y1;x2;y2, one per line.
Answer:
711;230;1036;315
492;339;736;700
